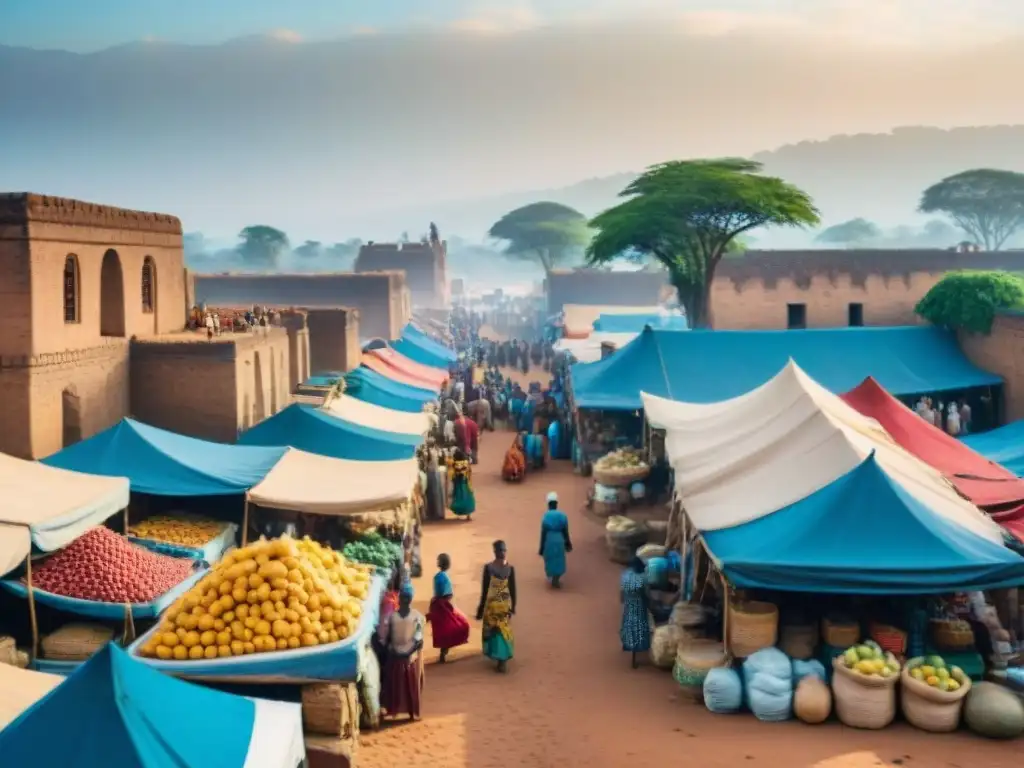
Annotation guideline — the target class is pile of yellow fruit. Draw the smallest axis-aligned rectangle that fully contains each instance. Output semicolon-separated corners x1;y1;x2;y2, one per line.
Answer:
140;535;373;661
908;655;965;692
841;641;901;678
129;515;227;548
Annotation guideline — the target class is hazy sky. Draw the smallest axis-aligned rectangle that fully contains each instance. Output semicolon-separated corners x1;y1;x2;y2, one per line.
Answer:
3;0;1023;50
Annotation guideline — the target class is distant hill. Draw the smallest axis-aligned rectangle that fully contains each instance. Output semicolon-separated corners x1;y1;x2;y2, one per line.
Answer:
421;126;1024;244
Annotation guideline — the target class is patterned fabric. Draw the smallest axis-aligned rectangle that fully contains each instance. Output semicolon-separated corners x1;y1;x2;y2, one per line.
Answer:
449;461;476;516
482;574;515;661
620;570;651;653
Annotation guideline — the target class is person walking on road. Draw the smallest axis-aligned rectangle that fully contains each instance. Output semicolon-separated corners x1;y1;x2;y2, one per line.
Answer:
620;556;652;669
427;553;471;663
477;540;516;673
539;491;572;588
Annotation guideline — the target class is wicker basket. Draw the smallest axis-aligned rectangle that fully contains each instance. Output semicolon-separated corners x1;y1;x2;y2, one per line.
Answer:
831;657;898;729
673;640;729;702
822;617;860;649
779;623;818;660
605;518;648;565
929;619;975;651
41;623;114;661
727;600;779;658
592;464;650;488
900;661;971;733
671;602;707;630
302;682;361;738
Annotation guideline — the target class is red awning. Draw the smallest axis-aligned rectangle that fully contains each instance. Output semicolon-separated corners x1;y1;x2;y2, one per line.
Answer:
842;377;1024;541
361;353;440;391
367;347;447;388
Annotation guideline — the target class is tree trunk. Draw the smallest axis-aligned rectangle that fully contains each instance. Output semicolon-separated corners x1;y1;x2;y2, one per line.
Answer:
668;270;706;328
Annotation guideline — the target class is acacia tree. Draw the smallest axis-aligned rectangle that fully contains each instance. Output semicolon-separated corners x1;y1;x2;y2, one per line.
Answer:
487;201;590;274
238;225;290;269
919;169;1024;251
586;159;819;327
815;218;881;246
294;240;324;258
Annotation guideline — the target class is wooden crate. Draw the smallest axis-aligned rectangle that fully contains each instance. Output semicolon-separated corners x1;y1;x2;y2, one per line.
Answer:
301;682;361;739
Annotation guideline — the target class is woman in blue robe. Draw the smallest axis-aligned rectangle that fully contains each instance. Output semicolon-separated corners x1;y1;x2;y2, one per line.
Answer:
538;491;572;588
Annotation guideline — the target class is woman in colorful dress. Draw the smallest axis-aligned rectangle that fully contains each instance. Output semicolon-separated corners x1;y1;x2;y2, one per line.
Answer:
620;556;651;669
476;540;517;673
381;586;425;720
501;433;527;482
426;553;470;663
448;449;476;520
538;492;572;588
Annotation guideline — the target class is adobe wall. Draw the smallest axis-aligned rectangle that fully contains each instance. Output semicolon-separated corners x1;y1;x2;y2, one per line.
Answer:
546;269;669;315
192;272;410;340
278;310;312;392
306;309;361;375
130;329;291;443
356;241;448;309
712;249;1024;330
958;313;1024;422
0;193;185;458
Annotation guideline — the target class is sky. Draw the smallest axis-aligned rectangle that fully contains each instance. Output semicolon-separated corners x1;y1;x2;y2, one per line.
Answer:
3;0;1023;51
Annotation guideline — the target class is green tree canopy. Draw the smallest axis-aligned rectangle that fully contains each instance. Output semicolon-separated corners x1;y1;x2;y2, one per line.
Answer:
294;240;323;258
238;225;290;269
586;158;819;327
815;217;881;245
487;201;590;274
915;270;1024;334
919;169;1024;251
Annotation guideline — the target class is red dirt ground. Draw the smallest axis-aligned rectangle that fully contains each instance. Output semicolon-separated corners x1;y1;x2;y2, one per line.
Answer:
359;371;1016;768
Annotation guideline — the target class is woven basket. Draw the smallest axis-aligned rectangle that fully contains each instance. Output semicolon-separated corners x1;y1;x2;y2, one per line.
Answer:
900;660;971;733
822;617;860;649
592;464;649;488
302;682;361;738
42;623;114;661
671;602;707;630
779;623;818;660
831;657;898;729
869;622;908;656
673;640;729;702
929;619;975;651
0;636;16;666
727;600;779;658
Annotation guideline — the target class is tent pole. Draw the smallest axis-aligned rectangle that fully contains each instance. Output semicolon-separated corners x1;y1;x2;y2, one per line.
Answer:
242;498;251;546
26;555;39;662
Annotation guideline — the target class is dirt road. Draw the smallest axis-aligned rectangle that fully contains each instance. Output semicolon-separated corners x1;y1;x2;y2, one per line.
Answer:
360;402;1014;767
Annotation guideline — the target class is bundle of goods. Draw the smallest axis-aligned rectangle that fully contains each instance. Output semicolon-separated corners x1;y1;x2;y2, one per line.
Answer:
592;448;649;487
901;655;971;732
868;621;908;657
963;681;1024;740
779;621;818;660
604;516;648;565
41;623;114;662
591;483;624;518
673;639;728;701
743;647;794;722
341;533;402;570
0;635;29;669
831;641;901;729
727;600;779;658
792;659;827;684
138;535;372;661
650;624;682;669
793;676;832;724
929;618;975;652
30;527;194;603
703;666;744;713
129;515;232;552
821;614;860;649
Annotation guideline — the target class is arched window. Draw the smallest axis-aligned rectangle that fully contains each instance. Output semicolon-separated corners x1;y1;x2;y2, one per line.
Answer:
141;257;156;313
63;255;79;323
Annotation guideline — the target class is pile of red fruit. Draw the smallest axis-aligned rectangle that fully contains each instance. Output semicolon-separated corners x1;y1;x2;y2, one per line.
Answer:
32;527;194;603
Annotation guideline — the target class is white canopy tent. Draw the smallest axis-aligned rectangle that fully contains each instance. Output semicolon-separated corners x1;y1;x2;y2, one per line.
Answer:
247;449;419;515
642;360;1006;544
0;664;61;731
0;454;130;577
553;332;639;363
323;394;430;437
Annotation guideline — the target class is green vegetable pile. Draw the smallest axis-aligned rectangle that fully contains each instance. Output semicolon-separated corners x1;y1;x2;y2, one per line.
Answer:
342;533;402;569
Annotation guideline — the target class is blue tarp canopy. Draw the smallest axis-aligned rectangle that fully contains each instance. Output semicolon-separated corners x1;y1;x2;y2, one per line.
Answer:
392;324;455;368
41;419;286;496
963;420;1024;477
303;372;344;387
593;313;688;332
344;367;436;413
0;644;256;767
571;326;1001;411
702;455;1024;594
237;403;419;460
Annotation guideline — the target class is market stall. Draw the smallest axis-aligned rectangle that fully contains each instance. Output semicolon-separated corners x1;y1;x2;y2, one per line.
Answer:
637;361;1024;737
237;403;420;461
322;393;431;438
343;366;438;413
0;644;305;767
364;346;448;389
392;323;456;369
964;419;1024;477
